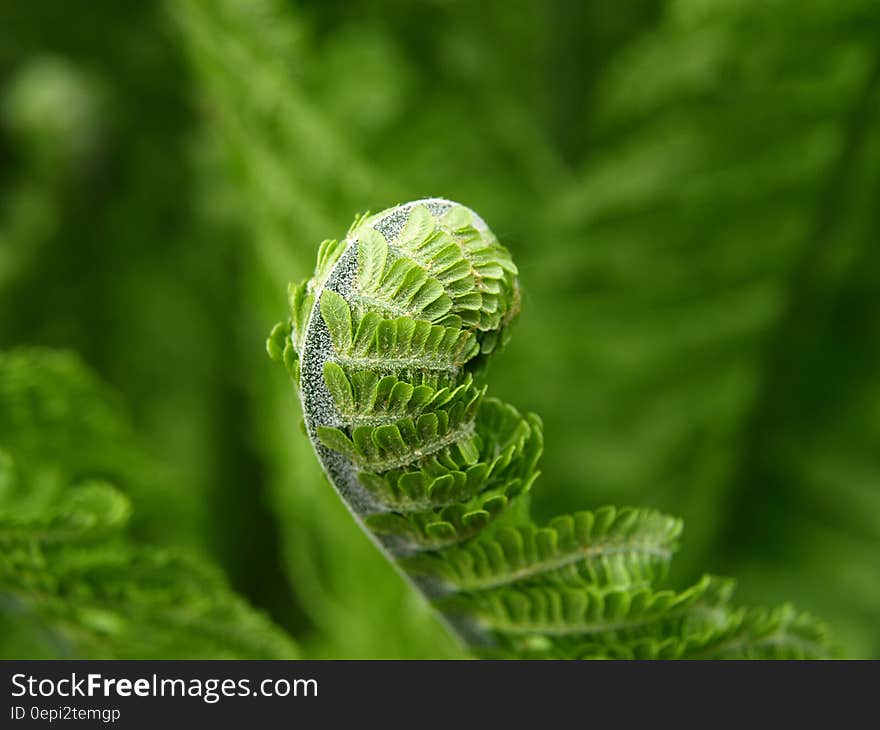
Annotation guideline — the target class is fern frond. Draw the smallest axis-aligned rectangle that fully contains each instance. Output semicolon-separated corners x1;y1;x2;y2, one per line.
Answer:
443;574;726;638
0;475;130;547
562;603;831;661
0;348;298;659
324;364;481;428
401;506;681;592
0;348;145;492
270;198;832;658
1;539;298;660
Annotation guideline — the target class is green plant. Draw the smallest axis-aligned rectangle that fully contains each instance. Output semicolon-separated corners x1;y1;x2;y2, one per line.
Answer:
268;198;832;659
0;348;298;659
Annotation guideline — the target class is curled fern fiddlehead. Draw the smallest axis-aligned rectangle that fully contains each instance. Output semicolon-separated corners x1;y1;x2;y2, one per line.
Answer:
268;198;831;659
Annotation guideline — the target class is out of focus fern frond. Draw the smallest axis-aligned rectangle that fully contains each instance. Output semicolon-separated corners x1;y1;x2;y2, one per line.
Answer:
0;349;298;659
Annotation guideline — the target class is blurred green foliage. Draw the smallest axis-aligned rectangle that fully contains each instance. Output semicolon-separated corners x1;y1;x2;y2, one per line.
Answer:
1;0;878;658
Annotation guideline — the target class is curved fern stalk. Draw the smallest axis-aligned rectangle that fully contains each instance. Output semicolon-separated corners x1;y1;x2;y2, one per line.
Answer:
268;198;831;658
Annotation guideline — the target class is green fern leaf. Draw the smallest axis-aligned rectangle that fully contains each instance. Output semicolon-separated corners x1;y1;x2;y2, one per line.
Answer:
270;199;832;659
402;506;681;592
0;348;299;659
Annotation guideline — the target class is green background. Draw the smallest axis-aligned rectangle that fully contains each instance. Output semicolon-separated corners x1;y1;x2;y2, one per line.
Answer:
1;0;878;658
